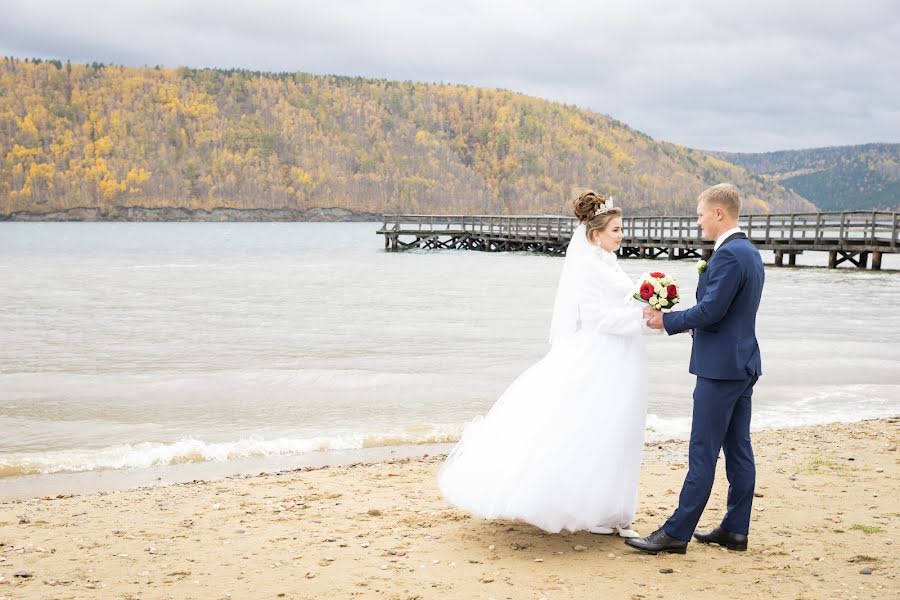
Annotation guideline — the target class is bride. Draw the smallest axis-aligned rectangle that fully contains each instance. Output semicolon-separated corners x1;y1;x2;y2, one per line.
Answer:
438;190;654;537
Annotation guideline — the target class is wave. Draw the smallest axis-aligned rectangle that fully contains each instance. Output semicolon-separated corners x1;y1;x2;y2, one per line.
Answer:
0;424;465;478
2;403;897;478
645;413;693;440
646;387;899;440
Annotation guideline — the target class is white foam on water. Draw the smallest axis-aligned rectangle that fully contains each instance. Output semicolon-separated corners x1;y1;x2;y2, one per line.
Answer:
646;383;898;441
6;392;896;478
0;423;466;477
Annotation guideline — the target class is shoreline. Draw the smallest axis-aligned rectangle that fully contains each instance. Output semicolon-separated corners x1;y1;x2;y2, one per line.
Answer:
0;443;455;503
0;206;383;222
2;413;899;503
1;417;896;598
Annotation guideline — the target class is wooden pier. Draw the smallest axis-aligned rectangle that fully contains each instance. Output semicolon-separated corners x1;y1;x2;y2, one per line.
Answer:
377;211;900;270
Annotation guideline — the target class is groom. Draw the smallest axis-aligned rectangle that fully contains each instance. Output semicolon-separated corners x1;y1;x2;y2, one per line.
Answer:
628;183;764;554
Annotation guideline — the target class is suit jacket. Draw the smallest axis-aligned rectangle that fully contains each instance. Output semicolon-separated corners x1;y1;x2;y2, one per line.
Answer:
663;233;764;380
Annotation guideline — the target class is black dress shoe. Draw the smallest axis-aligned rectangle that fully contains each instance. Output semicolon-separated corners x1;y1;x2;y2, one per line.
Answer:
693;527;748;551
624;527;688;555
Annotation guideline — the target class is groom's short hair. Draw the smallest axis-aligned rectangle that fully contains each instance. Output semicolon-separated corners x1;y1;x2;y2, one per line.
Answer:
698;183;741;218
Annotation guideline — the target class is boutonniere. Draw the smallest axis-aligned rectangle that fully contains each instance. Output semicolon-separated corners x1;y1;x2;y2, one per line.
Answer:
696;259;708;274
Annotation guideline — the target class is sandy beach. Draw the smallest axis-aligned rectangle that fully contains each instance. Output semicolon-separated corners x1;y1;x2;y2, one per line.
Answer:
1;417;897;600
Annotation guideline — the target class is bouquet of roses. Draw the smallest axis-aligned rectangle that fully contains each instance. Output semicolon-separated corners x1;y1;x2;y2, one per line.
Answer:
633;271;680;311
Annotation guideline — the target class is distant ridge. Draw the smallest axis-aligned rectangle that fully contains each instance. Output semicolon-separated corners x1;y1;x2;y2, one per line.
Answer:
709;143;900;211
1;57;814;220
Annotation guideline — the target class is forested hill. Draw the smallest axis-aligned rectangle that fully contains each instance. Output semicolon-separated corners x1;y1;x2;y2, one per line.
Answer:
711;144;900;212
0;58;814;220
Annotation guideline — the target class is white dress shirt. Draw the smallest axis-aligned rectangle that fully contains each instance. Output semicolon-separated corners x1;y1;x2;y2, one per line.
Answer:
714;227;743;252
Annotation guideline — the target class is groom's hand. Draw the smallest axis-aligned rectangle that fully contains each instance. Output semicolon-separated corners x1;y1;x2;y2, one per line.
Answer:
646;309;664;330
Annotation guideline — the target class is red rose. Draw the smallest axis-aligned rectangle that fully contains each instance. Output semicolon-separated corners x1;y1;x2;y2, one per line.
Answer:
640;282;654;300
650;271;665;278
666;284;678;300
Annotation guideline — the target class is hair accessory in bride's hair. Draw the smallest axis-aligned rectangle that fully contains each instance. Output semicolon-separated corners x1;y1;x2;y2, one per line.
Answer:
594;197;615;217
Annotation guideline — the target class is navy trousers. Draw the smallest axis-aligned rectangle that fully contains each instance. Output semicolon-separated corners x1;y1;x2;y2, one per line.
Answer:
663;375;758;541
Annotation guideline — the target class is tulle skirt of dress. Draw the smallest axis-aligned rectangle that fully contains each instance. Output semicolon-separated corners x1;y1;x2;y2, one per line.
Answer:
438;330;648;534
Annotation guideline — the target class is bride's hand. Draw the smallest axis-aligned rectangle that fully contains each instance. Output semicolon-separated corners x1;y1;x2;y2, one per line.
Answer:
642;307;653;320
646;309;664;330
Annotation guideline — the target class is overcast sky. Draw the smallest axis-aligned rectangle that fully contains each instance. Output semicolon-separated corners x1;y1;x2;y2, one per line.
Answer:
1;0;897;152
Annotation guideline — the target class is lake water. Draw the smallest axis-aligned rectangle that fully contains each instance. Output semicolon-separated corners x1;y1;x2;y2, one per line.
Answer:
1;222;898;497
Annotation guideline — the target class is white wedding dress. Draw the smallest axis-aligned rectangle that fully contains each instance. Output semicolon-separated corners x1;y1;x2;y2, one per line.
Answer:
438;224;652;534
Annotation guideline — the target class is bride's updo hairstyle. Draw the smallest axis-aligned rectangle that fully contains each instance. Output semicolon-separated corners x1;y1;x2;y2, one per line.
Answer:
572;189;622;241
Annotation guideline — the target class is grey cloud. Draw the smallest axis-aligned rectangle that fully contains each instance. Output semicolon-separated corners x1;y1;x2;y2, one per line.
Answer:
0;0;897;151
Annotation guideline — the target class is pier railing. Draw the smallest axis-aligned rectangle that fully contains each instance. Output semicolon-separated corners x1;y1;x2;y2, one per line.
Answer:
627;211;898;247
377;211;899;269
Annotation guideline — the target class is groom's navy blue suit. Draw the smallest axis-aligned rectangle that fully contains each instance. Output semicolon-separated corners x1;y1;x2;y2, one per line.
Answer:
661;232;764;541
